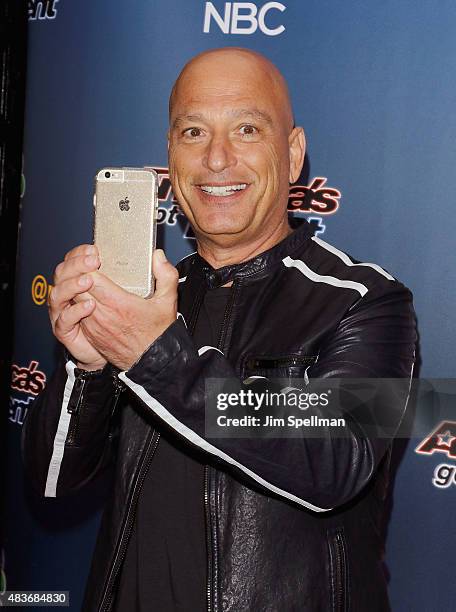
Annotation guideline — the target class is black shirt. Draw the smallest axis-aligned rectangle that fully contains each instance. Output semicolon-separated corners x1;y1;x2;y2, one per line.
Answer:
114;286;232;612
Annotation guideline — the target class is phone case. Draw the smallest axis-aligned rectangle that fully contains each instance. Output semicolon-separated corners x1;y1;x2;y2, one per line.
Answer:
93;167;158;298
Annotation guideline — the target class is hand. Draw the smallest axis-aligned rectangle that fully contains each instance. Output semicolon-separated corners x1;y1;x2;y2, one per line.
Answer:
48;244;107;371
80;249;179;371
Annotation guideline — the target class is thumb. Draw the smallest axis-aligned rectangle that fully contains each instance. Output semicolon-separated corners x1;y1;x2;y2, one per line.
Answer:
153;249;179;299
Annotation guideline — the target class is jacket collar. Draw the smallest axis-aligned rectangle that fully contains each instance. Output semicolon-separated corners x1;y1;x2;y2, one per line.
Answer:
190;218;315;289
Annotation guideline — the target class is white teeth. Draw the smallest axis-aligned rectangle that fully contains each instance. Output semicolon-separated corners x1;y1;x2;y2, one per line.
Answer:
200;184;247;196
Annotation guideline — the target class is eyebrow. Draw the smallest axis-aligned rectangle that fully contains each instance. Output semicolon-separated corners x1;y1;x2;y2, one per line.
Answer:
171;108;274;130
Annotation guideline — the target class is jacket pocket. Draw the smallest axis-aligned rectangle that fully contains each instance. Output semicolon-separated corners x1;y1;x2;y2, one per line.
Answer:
327;527;350;612
242;354;317;381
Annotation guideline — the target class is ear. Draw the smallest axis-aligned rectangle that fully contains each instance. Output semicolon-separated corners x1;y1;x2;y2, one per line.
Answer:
288;127;306;184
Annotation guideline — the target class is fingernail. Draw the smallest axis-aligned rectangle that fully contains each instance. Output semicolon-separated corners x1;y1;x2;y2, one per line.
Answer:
83;299;93;309
156;249;167;263
79;274;90;286
85;255;98;266
86;246;96;255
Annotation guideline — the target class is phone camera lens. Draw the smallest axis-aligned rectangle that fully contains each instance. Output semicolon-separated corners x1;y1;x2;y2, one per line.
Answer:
105;171;111;178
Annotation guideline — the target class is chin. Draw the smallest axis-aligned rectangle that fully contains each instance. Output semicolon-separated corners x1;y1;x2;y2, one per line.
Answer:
198;223;247;237
194;214;251;237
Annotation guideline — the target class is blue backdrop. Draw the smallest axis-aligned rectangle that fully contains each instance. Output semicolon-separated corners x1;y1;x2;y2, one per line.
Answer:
6;1;456;609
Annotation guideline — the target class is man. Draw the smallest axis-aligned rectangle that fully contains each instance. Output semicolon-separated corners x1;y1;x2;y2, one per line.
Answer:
22;48;416;611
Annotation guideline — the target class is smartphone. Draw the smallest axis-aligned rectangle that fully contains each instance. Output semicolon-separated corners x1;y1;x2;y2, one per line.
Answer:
93;167;158;298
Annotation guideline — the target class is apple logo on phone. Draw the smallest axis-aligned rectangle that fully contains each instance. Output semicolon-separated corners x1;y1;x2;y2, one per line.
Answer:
119;197;130;211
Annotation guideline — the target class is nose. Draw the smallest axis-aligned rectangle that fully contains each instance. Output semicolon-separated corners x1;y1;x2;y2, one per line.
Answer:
203;134;237;173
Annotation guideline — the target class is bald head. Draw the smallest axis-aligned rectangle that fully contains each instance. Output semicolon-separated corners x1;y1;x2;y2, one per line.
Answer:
169;47;294;131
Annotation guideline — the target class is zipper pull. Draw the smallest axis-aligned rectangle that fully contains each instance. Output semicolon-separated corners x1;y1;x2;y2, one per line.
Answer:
109;371;126;417
67;374;87;414
111;371;126;396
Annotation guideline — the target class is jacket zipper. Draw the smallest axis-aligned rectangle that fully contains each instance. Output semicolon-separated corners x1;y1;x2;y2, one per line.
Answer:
99;430;161;612
66;370;124;446
204;465;212;612
181;277;214;612
206;278;240;612
244;355;317;371
216;279;241;350
331;529;348;612
65;373;88;445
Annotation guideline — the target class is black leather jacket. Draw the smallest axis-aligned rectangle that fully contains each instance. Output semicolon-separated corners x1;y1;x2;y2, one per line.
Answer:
22;220;416;611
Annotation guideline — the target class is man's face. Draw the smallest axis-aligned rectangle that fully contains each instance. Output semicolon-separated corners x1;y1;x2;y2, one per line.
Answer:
168;53;302;244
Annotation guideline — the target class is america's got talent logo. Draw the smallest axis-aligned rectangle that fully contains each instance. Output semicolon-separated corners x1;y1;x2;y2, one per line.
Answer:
415;421;456;489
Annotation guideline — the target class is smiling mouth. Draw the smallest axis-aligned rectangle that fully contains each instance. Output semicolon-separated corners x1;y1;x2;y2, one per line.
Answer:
198;183;248;197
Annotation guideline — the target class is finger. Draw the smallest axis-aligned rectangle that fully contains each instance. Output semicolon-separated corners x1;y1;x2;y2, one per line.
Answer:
73;290;94;304
48;274;95;315
53;252;100;285
63;244;99;262
85;270;128;305
152;249;179;300
54;299;96;339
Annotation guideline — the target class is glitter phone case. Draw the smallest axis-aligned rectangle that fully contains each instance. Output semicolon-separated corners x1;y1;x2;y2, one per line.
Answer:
93;167;158;298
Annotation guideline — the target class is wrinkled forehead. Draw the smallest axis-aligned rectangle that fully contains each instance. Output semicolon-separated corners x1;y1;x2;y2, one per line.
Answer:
169;53;293;129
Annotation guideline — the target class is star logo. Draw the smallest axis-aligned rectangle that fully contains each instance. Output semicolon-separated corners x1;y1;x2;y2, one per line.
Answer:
437;430;456;447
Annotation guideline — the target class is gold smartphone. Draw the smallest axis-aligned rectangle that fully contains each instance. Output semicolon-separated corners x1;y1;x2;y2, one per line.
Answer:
93;167;158;298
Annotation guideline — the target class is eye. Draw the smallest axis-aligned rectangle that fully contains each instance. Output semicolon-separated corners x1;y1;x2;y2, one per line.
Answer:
183;127;203;138
239;124;258;136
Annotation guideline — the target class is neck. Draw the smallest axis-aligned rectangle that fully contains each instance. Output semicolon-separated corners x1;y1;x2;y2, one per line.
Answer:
196;216;293;269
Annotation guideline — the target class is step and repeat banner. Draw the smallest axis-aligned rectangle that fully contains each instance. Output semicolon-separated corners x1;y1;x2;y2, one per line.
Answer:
5;1;456;610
